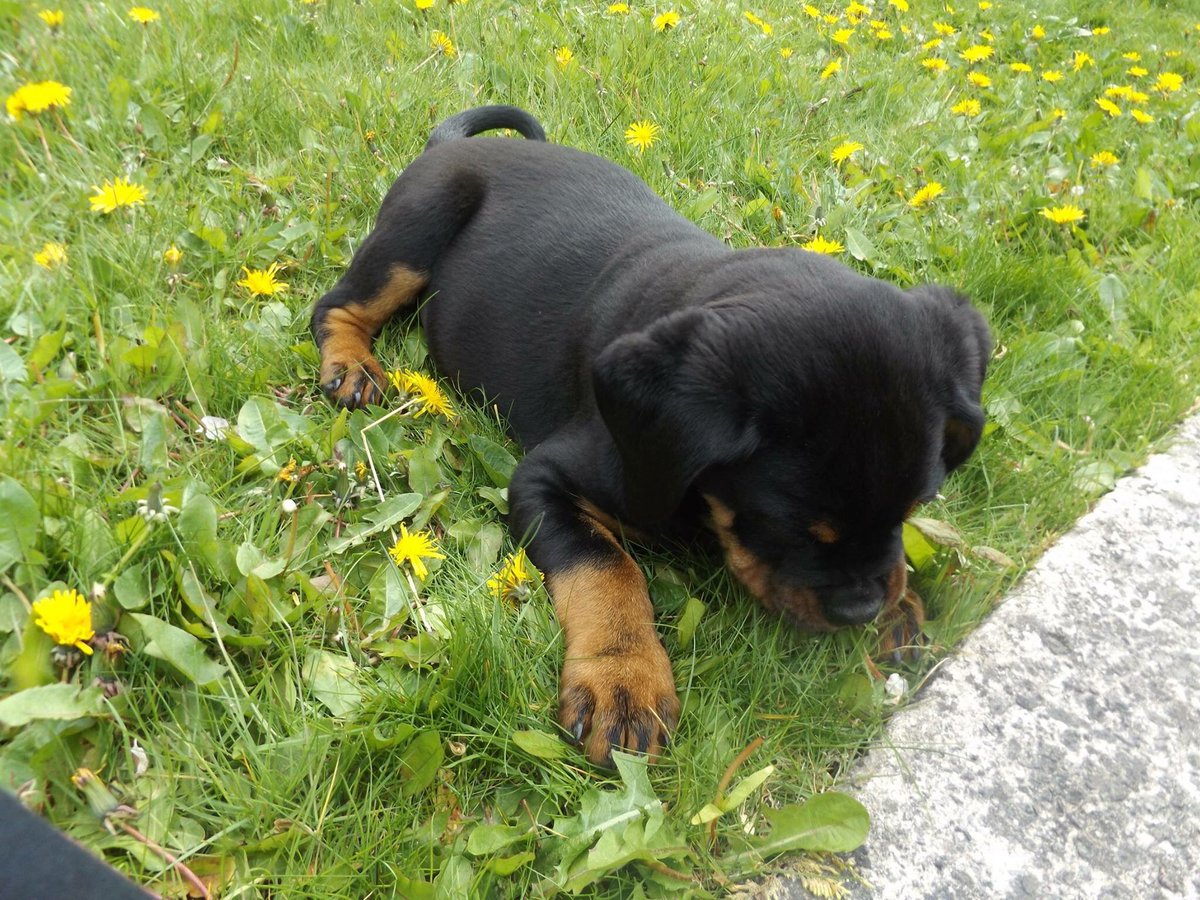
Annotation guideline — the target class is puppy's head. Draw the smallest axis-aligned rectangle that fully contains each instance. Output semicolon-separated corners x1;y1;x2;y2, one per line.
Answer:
593;273;990;631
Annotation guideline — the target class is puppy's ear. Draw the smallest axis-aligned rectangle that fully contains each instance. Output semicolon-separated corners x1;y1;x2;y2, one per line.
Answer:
909;285;992;472
592;308;758;525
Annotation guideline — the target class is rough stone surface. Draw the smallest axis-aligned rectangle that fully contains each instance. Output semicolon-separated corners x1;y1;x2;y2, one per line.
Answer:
778;415;1200;900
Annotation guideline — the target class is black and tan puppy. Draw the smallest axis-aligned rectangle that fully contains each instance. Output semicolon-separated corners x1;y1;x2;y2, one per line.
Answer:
312;106;990;767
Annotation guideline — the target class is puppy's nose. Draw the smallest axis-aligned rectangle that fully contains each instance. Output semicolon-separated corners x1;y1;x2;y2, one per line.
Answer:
820;579;886;626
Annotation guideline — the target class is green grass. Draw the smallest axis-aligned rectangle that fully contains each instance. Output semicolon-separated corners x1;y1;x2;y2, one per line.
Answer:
2;0;1198;895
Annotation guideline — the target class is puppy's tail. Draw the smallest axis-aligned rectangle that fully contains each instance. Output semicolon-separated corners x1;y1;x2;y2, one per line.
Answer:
424;105;547;151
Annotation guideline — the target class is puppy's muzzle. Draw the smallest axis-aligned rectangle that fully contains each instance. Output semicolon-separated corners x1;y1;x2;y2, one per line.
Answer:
818;577;889;626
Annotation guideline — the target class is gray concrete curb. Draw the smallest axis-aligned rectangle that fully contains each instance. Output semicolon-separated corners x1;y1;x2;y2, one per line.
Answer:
778;414;1200;900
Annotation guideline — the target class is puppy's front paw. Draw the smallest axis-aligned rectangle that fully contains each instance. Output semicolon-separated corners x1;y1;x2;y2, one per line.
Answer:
319;350;388;409
875;587;927;665
559;643;680;768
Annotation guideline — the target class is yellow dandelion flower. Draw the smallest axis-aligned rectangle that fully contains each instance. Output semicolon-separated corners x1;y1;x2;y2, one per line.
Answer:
1122;51;1141;61
39;9;65;28
34;242;68;269
388;524;445;581
1095;97;1121;117
831;140;864;164
960;44;994;63
922;57;950;72
163;244;183;266
554;46;574;69
978;0;992;9
831;27;854;45
624;119;660;152
354;459;369;481
32;589;95;655
874;27;893;40
1089;151;1119;168
1130;108;1154;124
89;177;147;213
238;262;289;296
1031;24;1045;40
128;6;160;23
1041;69;1063;82
967;72;992;88
802;235;844;255
922;37;944;51
803;4;822;18
1050;107;1067;121
980;28;995;42
277;458;299;483
1128;89;1149;104
846;2;870;23
430;30;456;57
1105;85;1133;100
823;13;839;24
607;2;630;13
652;10;681;31
1091;26;1110;36
744;11;773;35
1127;66;1147;78
1010;62;1032;73
1040;204;1085;225
933;22;956;36
888;0;909;9
1153;72;1182;93
390;369;456;418
820;59;842;80
952;98;982;116
415;0;434;8
1072;51;1094;71
488;549;534;602
5;80;72;120
909;181;945;208
780;46;794;59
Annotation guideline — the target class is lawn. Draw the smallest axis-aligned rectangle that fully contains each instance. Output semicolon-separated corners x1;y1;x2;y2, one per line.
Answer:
1;0;1198;896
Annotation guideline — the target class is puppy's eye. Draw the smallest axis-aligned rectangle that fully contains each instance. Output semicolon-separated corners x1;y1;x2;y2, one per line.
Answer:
807;521;839;544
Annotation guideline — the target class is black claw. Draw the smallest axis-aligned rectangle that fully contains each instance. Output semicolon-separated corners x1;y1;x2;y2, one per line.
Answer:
323;376;343;393
571;720;584;743
352;388;362;406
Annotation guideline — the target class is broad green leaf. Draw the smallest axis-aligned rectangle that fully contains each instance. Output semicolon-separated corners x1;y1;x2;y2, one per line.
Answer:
466;823;533;856
178;493;220;568
303;649;362;718
902;522;936;571
485;851;536;876
675;597;706;647
129;613;227;686
364;562;410;638
0;341;27;384
512;729;567;760
468;435;517;487
399;730;443;796
235;541;287;580
406;444;443;495
691;764;776;824
727;792;869;873
326;493;422;554
0;476;39;573
0;684;105;727
73;508;120;583
844;227;879;263
139;410;170;472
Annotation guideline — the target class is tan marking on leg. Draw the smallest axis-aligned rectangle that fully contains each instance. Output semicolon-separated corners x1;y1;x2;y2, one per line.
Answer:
548;517;679;766
318;265;428;407
577;499;650;546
